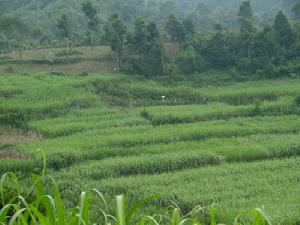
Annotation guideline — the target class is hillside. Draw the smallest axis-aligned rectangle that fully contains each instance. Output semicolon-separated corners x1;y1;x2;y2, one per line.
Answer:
0;1;300;224
0;54;300;222
0;0;296;40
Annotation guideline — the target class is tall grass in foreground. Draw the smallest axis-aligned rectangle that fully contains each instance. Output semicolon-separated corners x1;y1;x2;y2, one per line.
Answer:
0;151;274;225
0;171;274;225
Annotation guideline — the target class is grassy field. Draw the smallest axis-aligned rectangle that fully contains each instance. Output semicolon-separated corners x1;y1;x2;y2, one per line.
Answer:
0;46;114;74
0;54;299;224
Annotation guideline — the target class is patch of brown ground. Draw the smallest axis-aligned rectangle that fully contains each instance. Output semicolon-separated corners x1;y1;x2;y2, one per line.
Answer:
0;126;41;146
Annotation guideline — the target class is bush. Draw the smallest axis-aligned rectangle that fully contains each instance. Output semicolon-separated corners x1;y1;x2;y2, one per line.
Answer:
140;109;151;120
163;62;179;76
261;63;276;78
237;58;264;74
176;47;207;74
295;96;300;106
48;71;65;76
5;66;14;73
0;113;28;130
122;57;163;77
251;101;262;116
79;70;89;76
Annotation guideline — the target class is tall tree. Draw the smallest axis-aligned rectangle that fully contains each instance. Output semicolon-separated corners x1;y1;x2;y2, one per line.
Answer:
82;0;100;49
127;18;164;76
238;1;253;21
238;1;256;61
273;10;294;49
0;16;29;55
202;32;234;69
255;26;279;59
146;22;164;75
132;17;148;54
103;13;127;72
238;1;255;34
293;1;300;20
183;19;195;36
165;15;186;44
57;13;73;55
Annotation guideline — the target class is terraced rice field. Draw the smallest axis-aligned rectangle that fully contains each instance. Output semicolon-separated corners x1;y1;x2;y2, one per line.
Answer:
0;73;299;224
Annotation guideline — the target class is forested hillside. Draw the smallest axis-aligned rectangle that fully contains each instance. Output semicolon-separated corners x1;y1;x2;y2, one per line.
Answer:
1;0;300;79
0;0;297;41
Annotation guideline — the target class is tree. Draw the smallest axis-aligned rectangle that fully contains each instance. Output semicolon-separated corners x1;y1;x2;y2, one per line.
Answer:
293;1;300;20
202;32;234;69
214;23;223;32
0;33;8;53
238;1;255;34
132;17;148;54
183;19;195;36
238;1;253;21
82;0;100;49
0;16;29;55
255;26;280;59
57;13;73;55
146;22;164;75
176;46;206;74
165;15;186;44
126;18;164;76
103;13;127;72
273;10;294;49
238;1;256;61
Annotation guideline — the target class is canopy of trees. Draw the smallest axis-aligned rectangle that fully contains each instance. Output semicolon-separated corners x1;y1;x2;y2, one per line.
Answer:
0;0;300;78
0;0;296;45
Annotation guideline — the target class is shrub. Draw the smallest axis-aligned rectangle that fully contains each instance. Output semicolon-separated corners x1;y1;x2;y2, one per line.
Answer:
79;70;89;76
295;96;300;106
176;47;207;74
261;63;276;78
122;57;163;77
163;62;180;76
5;66;14;73
48;71;65;76
0;113;28;130
252;101;262;116
140;109;151;120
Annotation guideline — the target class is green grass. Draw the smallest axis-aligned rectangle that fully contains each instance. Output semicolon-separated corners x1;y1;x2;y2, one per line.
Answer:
141;96;299;125
93;76;300;106
0;74;117;114
28;107;148;137
1;46;111;60
49;133;300;178
89;157;300;224
13;115;300;170
0;46;114;74
0;168;277;225
20;115;300;155
0;70;300;224
0;125;39;147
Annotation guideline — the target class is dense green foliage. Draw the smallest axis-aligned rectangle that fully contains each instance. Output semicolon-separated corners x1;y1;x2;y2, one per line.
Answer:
1;0;300;77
